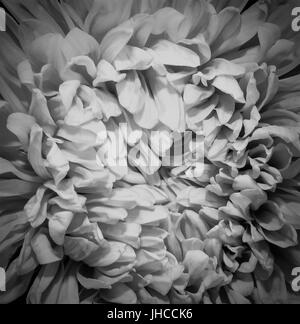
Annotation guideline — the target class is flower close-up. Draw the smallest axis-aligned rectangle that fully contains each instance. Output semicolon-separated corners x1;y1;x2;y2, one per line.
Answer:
0;0;300;305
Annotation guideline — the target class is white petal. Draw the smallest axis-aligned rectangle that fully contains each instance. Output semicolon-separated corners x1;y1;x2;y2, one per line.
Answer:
31;229;64;265
212;76;245;103
152;7;190;42
29;89;56;127
59;80;81;111
114;45;153;71
216;94;235;124
116;71;145;114
126;206;169;225
184;84;215;109
17;60;34;86
147;69;185;131
202;59;246;80
93;60;126;85
134;74;159;129
100;20;134;63
95;89;122;120
63;28;99;61
6;113;36;148
152;40;200;67
48;209;74;246
62;55;97;81
28;125;51;179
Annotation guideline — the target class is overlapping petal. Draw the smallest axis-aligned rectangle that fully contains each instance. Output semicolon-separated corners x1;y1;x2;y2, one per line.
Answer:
0;0;299;305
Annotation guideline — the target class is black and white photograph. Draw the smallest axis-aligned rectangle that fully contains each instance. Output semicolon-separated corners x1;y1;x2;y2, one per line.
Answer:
0;0;300;308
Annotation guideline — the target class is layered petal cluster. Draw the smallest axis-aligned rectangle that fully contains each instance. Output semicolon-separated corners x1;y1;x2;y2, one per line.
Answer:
0;0;300;304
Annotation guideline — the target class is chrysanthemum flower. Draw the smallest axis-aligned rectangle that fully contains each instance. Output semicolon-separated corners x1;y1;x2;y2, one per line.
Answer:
0;0;300;304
